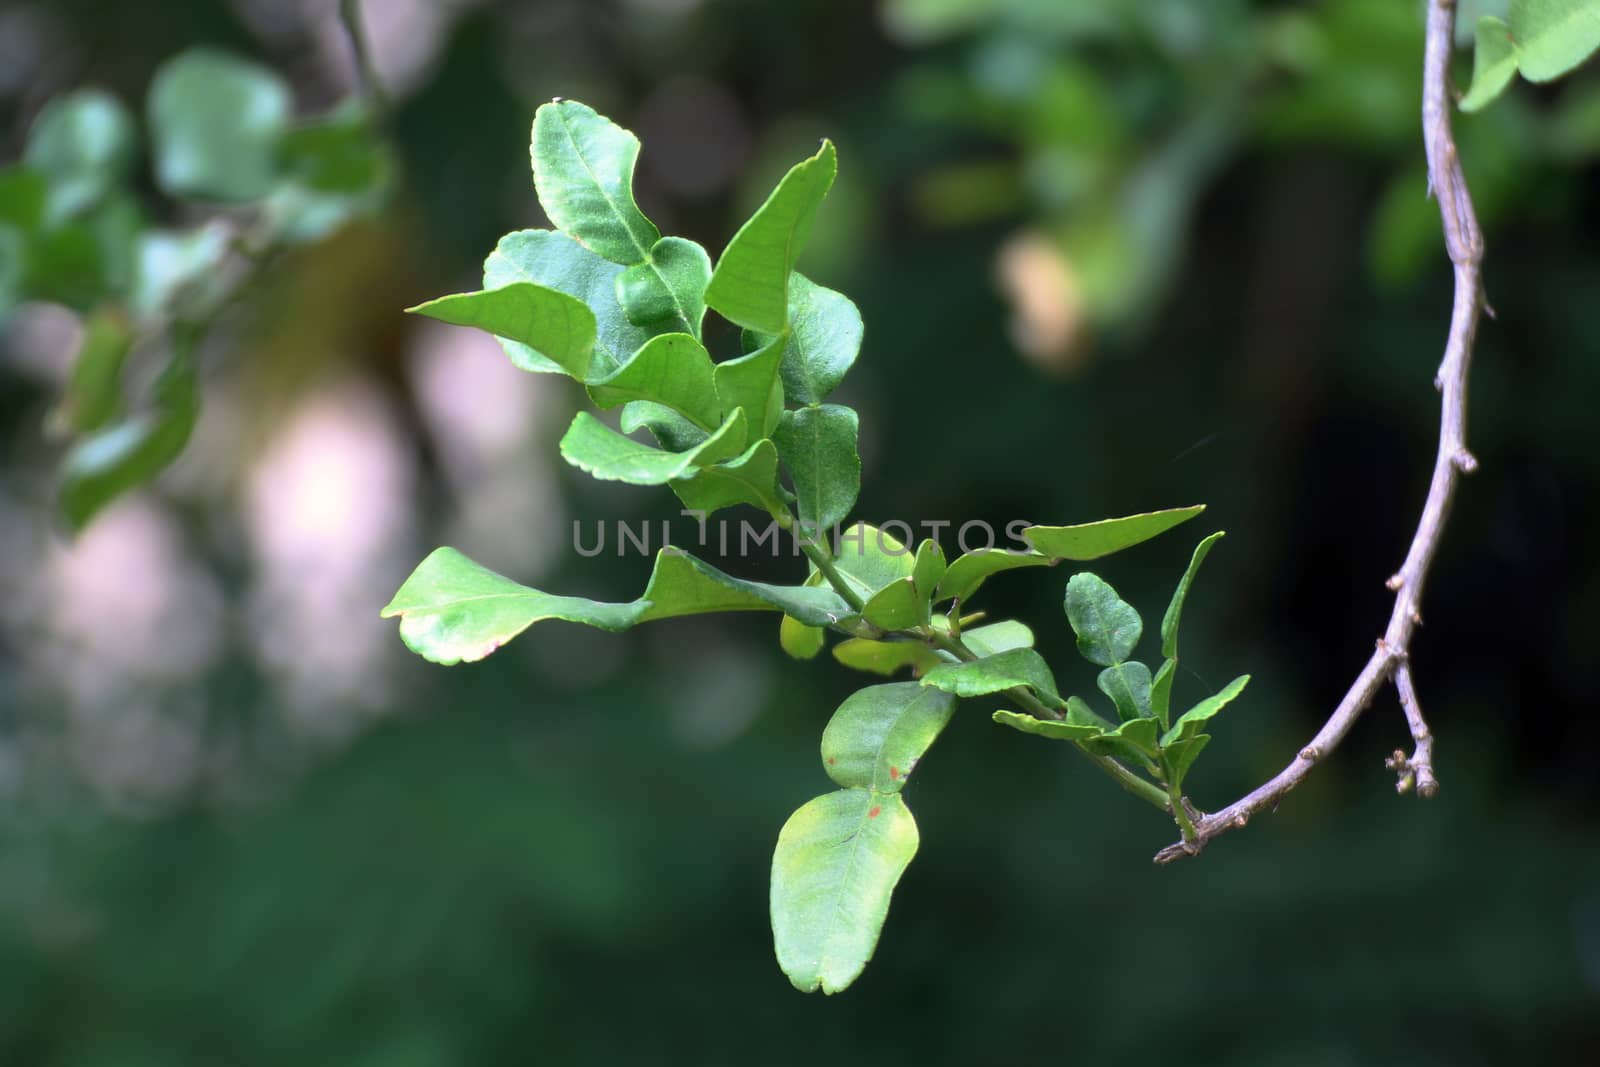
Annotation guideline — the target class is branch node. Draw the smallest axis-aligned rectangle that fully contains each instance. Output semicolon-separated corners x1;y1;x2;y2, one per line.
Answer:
1298;745;1320;763
1453;449;1479;473
1386;573;1404;591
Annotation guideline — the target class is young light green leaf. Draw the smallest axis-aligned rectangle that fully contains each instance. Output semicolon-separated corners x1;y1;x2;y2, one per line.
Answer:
382;545;853;665
619;401;709;452
832;638;943;677
616;236;712;336
1163;734;1211;792
921;648;1064;707
1064;572;1142;667
862;578;925;631
1098;661;1153;722
1461;16;1522;112
1511;0;1600;82
559;408;746;485
1162;531;1224;660
1162;674;1251;747
1150;657;1177;728
586;332;720;429
821;681;957;793
51;307;132;435
713;332;786;439
531;99;659;264
961;620;1034;657
1022;505;1205;560
912;539;946;601
148;49;291;201
130;225;231;319
1083;716;1161;762
408;283;596;380
771;788;918;995
773;404;860;535
705;140;837;334
745;273;863;404
935;548;1052;603
25;89;137;221
780;614;826;660
485;229;662;376
991;709;1101;742
833;523;917;600
669;438;785;516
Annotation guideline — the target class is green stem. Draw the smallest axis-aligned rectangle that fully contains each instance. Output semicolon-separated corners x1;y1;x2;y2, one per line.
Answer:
1165;766;1198;843
775;509;865;614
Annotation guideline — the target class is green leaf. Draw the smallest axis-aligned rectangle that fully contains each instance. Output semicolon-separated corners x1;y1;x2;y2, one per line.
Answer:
1162;531;1224;659
382;545;853;665
833;638;942;677
921;648;1064;707
705;140;837;334
148;49;291;201
407;283;596;379
669;438;785;516
131;225;231;319
771;788;917;994
1084;717;1161;762
935;548;1051;603
714;332;786;439
59;341;198;531
559;408;746;485
1150;657;1177;728
1098;661;1153;722
616;236;711;336
484;229;663;377
745;273;863;404
1163;734;1211;792
25;89;137;221
1461;16;1522;112
0;166;47;230
773;404;860;535
278;107;388;194
1511;0;1600;82
619;401;708;452
833;523;917;600
530;99;659;264
991;709;1101;742
961;620;1034;656
1064;572;1142;668
912;539;946;600
586;332;720;429
1162;675;1251;747
1022;505;1205;560
862;578;925;630
821;682;957;792
780;614;826;660
51;306;133;434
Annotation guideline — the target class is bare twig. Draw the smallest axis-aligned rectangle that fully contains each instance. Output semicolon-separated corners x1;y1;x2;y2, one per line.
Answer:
1154;0;1481;864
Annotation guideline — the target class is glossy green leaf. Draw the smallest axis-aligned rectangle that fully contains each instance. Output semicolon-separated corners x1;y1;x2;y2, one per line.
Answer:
531;100;659;264
991;709;1102;742
821;682;957;793
559;408;746;485
1511;0;1600;82
921;648;1064;707
130;225;231;319
705;140;837;333
1064;572;1142;668
669;438;785;516
1150;657;1178;728
1461;16;1522;112
773;404;859;535
1162;674;1251;747
1022;505;1205;560
771;788;917;995
862;578;925;631
383;545;853;665
745;273;863;404
714;332;785;439
620;401;708;452
1162;531;1224;659
148;49;291;201
408;283;596;380
935;548;1051;603
616;236;711;336
586;332;720;429
1163;734;1211;792
59;343;198;531
780;614;826;660
1098;661;1153;722
485;229;662;377
832;638;942;677
912;540;946;600
25;89;137;220
961;620;1034;656
52;307;133;434
833;523;918;600
1084;716;1161;762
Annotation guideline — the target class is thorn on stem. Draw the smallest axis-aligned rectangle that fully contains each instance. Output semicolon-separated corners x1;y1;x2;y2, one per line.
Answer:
1453;449;1479;473
1387;573;1405;591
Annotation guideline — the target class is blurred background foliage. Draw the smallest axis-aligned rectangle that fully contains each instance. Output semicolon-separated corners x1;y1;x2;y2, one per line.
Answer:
0;0;1596;1062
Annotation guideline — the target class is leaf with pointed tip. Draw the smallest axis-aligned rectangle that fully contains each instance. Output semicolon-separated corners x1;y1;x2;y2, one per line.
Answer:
586;332;720;429
935;548;1051;603
148;49;290;202
25;89;137;221
780;614;825;660
962;620;1034;656
620;401;708;452
991;709;1102;742
1023;506;1205;560
912;540;946;599
706;140;837;333
1163;531;1223;660
559;408;746;485
921;649;1064;707
1162;675;1250;747
669;438;784;516
833;638;942;677
531;100;659;264
1065;572;1142;668
1511;0;1600;83
408;283;596;380
1461;16;1521;112
616;236;711;336
862;578;924;630
52;307;133;434
771;788;917;995
833;523;917;600
382;545;853;665
1163;734;1211;792
822;682;957;793
745;273;863;404
1098;661;1153;722
1150;657;1178;728
713;332;785;439
1084;716;1161;762
773;404;859;535
485;229;662;376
